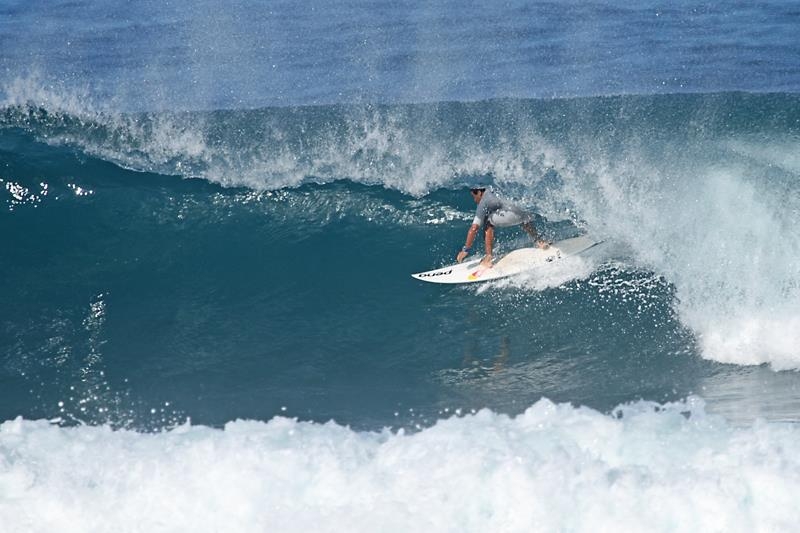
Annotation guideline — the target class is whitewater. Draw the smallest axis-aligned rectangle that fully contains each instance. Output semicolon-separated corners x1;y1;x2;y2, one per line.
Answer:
4;398;800;533
2;0;800;531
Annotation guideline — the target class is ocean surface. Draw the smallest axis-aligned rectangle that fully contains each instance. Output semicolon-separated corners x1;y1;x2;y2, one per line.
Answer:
2;1;800;531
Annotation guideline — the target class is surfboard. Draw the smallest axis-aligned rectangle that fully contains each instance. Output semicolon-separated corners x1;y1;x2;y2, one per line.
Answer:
411;235;601;284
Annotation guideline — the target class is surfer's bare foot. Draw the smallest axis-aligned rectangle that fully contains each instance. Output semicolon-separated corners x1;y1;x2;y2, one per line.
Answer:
536;240;551;249
480;256;493;268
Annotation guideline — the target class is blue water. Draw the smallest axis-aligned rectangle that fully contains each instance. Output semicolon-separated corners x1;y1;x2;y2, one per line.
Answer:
3;0;799;108
2;1;800;531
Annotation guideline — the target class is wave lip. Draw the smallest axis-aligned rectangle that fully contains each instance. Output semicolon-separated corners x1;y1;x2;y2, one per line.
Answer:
2;398;800;532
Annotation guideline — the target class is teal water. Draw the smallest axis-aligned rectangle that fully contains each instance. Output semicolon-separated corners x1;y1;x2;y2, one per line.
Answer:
2;93;799;431
2;2;800;530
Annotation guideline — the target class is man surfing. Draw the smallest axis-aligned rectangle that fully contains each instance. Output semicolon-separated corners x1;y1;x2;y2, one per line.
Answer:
456;186;549;268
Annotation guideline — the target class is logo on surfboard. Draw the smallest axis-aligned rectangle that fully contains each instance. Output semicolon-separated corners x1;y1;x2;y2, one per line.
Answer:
417;269;453;278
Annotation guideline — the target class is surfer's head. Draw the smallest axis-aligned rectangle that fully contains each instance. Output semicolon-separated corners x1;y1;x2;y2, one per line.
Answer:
469;187;486;202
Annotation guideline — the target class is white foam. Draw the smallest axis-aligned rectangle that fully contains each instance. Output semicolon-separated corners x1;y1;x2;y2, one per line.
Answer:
557;134;800;369
2;76;564;196
723;137;800;175
2;398;799;532
1;74;101;118
477;254;598;294
699;314;800;370
1;75;213;180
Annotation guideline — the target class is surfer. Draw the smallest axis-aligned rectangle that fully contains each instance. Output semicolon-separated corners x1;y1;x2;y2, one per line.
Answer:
456;187;549;267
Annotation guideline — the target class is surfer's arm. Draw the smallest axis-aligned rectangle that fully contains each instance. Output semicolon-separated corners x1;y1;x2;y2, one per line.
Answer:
456;223;480;262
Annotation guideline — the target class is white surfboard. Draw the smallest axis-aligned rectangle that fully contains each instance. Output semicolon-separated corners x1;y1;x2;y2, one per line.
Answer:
411;235;601;284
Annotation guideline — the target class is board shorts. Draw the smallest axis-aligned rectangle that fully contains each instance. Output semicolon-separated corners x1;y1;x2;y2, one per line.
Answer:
487;207;531;228
472;190;532;228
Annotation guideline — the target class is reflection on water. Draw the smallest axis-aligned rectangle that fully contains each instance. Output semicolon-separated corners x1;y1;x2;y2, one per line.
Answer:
436;324;800;428
462;335;510;373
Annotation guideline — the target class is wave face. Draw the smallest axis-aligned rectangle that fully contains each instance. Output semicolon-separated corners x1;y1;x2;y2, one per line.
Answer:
2;90;799;380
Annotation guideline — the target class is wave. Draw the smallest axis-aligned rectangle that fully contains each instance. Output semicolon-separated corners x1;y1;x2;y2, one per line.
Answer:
2;398;799;533
2;79;567;195
2;78;799;370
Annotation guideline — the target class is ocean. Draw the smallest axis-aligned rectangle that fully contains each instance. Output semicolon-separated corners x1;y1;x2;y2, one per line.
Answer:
2;1;800;531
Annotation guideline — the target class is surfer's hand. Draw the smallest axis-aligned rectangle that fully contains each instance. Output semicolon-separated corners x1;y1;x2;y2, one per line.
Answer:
457;250;468;263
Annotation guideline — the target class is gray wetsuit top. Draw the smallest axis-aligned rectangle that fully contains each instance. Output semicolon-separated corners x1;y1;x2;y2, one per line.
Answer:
472;190;531;228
